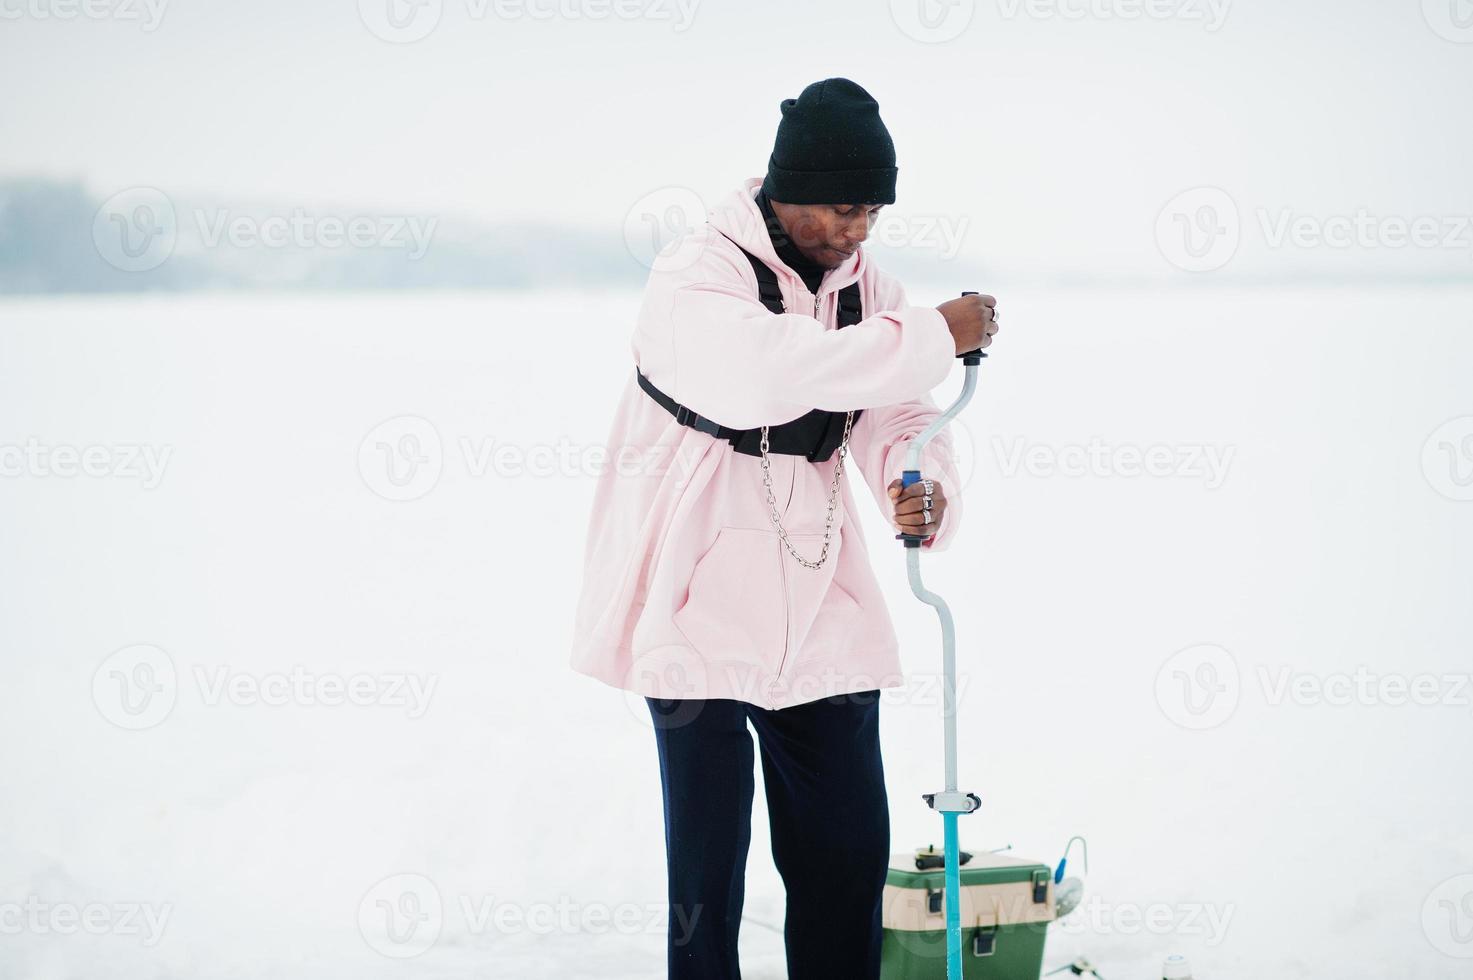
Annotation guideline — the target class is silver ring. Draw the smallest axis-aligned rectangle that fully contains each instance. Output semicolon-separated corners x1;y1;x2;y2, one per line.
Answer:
923;494;933;509
922;479;934;495
922;508;933;525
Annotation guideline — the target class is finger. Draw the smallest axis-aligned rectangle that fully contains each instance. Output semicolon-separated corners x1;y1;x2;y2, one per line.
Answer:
973;294;997;307
887;478;902;498
896;510;942;527
895;492;942;515
985;322;999;336
895;492;946;513
895;482;945;501
896;478;942;494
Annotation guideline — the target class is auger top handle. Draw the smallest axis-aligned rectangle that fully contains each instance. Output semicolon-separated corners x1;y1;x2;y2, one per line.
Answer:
896;291;988;548
957;289;990;366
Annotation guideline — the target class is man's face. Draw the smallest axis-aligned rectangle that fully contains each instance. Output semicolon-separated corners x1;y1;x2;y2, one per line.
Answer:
769;200;884;269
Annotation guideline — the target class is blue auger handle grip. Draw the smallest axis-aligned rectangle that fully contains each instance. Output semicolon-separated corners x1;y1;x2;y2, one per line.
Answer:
897;469;929;547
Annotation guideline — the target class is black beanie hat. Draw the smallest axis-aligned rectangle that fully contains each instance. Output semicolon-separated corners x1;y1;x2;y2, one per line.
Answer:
761;78;898;206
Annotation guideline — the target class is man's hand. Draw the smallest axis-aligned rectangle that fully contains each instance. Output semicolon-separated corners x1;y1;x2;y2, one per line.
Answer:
887;477;947;537
936;293;999;356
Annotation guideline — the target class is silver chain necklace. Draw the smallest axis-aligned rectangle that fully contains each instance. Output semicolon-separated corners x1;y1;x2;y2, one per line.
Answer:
756;281;855;570
759;409;855;570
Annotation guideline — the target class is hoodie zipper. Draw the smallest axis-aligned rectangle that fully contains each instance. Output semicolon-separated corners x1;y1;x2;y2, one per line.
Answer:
771;288;826;691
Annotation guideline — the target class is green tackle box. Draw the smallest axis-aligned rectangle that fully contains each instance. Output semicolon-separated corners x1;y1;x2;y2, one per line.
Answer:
880;847;1055;980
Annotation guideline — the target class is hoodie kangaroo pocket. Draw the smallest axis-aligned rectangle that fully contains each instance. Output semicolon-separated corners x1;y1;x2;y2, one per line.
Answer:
781;530;859;664
673;527;786;669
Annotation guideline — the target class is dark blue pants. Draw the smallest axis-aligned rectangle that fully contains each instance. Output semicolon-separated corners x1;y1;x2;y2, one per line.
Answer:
646;691;891;980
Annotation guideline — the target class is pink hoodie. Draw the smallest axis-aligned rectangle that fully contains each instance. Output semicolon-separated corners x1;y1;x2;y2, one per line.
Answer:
570;177;964;710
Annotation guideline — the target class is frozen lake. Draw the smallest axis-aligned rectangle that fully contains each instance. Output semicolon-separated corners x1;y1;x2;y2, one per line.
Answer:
1;285;1471;979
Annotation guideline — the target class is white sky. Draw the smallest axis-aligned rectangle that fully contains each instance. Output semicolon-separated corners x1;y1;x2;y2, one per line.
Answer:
3;0;1472;280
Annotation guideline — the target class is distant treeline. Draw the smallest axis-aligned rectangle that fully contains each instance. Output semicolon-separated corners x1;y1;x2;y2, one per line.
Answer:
0;177;647;294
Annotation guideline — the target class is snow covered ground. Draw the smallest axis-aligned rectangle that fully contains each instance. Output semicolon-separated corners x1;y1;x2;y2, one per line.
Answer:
2;285;1471;979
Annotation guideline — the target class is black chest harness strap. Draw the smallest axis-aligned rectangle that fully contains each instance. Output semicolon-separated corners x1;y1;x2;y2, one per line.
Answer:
635;242;865;463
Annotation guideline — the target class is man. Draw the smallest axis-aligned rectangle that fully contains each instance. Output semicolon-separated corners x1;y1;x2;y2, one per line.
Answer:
571;78;998;979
